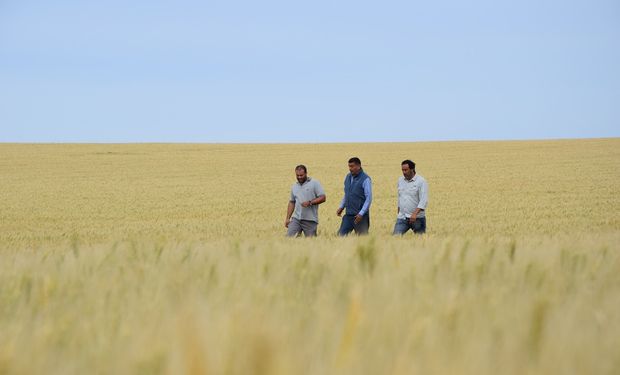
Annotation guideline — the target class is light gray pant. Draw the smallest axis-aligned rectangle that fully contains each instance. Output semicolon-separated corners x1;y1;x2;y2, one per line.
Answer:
286;218;318;237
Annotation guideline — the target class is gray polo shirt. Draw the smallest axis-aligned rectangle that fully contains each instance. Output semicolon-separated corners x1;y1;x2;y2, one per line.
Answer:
290;178;325;223
397;174;428;219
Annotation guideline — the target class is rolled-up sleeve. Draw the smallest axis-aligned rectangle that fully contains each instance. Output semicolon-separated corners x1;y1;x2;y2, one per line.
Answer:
358;178;372;216
290;189;296;203
417;180;428;210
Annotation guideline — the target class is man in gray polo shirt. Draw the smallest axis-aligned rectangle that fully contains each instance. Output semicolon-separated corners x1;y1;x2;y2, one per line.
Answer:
285;165;326;237
393;159;429;235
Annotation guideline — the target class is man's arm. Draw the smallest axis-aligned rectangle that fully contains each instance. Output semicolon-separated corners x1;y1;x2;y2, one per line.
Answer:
418;179;429;210
358;178;372;216
354;178;372;224
336;196;346;215
409;180;428;223
410;207;421;223
302;182;327;207
285;201;295;227
302;195;326;207
315;182;327;204
314;195;327;205
397;180;400;215
286;189;296;227
337;179;346;216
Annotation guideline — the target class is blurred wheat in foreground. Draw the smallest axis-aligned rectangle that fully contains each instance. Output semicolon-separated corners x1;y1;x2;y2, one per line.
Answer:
1;139;619;374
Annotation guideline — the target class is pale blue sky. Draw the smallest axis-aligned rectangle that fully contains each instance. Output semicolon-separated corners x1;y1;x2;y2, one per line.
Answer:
1;0;618;142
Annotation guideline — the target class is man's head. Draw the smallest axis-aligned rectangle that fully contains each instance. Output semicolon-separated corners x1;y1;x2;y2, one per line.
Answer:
348;157;362;175
401;160;415;179
295;165;308;184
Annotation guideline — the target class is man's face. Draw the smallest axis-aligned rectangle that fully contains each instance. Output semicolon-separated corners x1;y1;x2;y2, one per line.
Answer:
402;164;414;179
348;162;361;175
296;169;307;184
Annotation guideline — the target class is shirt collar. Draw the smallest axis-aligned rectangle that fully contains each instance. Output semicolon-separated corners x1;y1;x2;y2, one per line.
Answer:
297;177;312;185
404;174;417;182
351;169;363;178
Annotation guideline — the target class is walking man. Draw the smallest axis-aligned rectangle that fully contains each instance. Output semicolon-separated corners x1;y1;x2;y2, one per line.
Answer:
337;157;372;236
393;160;428;235
285;165;326;237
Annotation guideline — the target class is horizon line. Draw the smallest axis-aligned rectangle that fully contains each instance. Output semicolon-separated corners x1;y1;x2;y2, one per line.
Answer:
1;136;618;146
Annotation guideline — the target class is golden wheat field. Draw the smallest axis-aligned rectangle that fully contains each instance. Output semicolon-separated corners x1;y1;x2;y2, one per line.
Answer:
1;139;619;375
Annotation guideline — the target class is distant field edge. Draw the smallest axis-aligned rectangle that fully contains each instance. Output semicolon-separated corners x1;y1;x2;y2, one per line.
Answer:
0;136;619;146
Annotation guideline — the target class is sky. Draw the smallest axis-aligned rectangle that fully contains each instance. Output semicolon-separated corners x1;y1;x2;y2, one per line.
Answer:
1;0;618;143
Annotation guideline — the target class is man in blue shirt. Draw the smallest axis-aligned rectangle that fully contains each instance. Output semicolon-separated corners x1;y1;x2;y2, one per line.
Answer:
337;157;372;236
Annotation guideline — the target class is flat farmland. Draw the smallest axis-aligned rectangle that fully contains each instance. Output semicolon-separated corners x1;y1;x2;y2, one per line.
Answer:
0;139;619;374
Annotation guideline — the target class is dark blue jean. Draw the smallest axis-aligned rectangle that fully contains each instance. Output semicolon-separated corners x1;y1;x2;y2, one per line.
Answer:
338;214;370;236
393;217;426;235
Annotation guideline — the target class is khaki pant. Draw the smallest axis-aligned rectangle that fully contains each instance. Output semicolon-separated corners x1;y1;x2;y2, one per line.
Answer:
287;218;318;237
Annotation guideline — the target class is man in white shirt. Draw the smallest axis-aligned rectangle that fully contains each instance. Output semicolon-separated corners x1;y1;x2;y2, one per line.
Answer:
393;159;428;235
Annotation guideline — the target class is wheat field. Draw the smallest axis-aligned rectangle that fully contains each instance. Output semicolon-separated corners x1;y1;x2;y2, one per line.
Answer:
1;139;619;374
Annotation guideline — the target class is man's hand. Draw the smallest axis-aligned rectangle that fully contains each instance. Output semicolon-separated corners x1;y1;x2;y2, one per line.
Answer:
354;214;363;224
336;207;344;216
409;208;421;224
285;218;291;228
301;200;311;208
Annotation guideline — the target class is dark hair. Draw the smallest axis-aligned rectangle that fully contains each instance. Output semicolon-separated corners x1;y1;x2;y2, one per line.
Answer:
401;159;415;171
348;157;361;165
295;164;307;173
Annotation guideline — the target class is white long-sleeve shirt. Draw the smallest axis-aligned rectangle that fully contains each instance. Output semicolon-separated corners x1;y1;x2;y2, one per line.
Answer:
397;174;428;219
